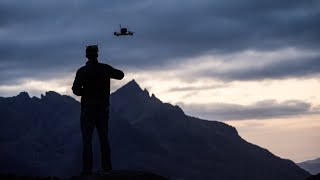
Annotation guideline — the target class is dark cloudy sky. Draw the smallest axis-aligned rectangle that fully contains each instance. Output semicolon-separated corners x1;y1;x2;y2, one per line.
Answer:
0;0;319;162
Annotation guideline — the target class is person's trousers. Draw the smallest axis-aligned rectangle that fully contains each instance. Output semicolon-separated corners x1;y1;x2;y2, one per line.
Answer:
80;106;112;172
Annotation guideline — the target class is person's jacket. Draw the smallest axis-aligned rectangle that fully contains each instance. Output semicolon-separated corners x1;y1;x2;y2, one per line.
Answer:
72;60;124;107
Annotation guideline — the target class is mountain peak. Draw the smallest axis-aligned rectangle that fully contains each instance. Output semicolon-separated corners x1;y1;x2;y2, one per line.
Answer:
112;79;156;105
114;79;144;95
125;79;141;90
14;92;30;102
16;92;30;99
41;91;62;99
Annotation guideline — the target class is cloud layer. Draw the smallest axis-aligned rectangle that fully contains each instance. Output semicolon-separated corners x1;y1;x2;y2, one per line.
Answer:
1;0;320;85
179;100;320;120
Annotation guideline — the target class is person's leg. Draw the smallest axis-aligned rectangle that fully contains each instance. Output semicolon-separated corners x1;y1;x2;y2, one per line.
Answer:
80;107;95;173
96;108;112;171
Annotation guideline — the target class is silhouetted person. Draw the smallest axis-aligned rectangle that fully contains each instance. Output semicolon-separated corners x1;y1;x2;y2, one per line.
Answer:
72;45;124;175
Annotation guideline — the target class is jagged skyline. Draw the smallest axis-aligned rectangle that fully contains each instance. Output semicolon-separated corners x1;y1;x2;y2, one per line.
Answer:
0;80;311;179
0;0;319;162
1;79;319;162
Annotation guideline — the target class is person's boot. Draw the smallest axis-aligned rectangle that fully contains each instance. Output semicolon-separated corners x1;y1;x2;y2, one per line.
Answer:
101;153;112;172
80;170;92;176
102;166;112;172
102;159;112;172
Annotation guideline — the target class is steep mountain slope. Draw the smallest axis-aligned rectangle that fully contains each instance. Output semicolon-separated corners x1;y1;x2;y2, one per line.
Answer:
0;80;310;180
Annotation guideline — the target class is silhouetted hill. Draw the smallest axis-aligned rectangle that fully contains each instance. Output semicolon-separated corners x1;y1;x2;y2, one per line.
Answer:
299;158;320;175
0;80;310;180
304;173;320;180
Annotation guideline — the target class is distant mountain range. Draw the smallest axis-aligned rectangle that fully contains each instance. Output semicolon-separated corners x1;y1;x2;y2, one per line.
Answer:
298;158;320;175
0;80;310;180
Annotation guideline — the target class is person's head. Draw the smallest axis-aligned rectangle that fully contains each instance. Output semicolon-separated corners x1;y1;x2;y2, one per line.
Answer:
85;45;98;60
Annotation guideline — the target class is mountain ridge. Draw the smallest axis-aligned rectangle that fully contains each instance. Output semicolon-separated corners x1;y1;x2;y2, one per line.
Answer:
299;157;320;175
0;79;310;180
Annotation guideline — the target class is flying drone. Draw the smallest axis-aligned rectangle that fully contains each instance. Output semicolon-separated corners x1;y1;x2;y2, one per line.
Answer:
114;24;134;36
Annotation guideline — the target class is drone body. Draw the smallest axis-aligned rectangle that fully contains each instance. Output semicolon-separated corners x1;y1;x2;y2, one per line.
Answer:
114;25;134;36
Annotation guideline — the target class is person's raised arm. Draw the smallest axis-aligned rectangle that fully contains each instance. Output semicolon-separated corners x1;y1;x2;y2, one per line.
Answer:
106;65;124;80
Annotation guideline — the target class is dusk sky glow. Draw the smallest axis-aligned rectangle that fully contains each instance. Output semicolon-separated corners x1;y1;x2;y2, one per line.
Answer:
0;0;319;162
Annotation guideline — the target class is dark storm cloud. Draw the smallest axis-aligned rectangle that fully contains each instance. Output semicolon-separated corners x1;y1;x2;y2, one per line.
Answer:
179;100;320;121
0;0;320;84
197;56;320;81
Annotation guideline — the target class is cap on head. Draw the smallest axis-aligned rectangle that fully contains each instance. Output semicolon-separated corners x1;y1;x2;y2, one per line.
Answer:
86;44;99;59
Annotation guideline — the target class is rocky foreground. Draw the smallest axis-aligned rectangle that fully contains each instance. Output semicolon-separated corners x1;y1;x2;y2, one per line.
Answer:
0;170;167;180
